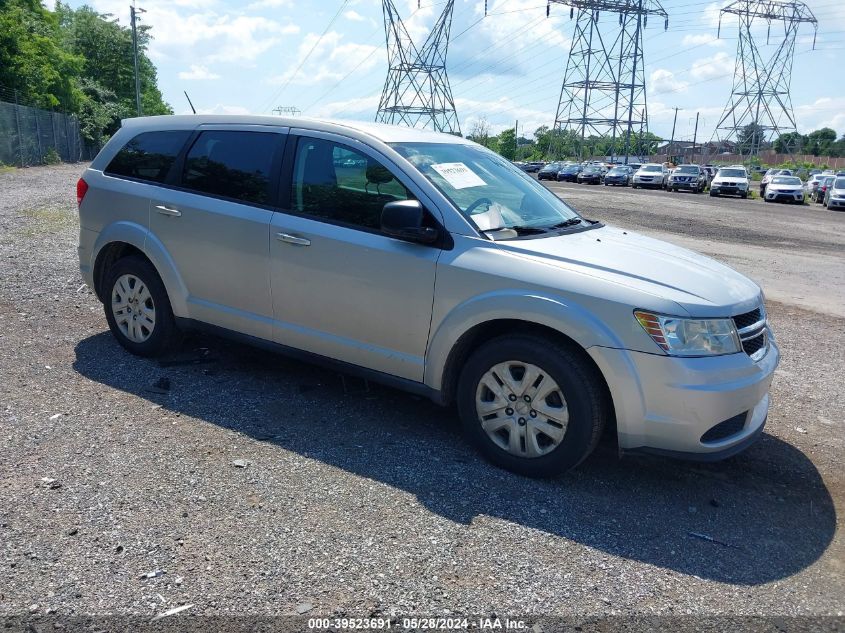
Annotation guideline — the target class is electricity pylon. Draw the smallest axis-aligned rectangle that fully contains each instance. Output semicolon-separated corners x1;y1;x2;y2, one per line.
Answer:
551;0;668;162
712;0;817;156
376;0;461;135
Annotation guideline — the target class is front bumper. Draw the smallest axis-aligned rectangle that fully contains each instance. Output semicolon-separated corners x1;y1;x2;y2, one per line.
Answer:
827;197;845;209
633;178;662;187
766;190;804;202
669;180;700;190
711;184;747;196
588;337;779;459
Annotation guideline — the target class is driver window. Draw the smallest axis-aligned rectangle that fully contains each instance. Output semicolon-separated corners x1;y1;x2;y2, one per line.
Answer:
291;137;411;230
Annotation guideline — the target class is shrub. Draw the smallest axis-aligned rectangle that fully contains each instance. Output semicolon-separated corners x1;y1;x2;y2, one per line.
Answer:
44;147;62;165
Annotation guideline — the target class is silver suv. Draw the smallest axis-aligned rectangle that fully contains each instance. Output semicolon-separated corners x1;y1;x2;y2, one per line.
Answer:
77;116;779;477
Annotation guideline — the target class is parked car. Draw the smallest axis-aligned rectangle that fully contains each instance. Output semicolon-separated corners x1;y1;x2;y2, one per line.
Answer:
805;173;828;198
537;162;562;181
823;177;845;210
625;162;643;173
524;161;545;173
667;165;707;193
814;176;836;203
77;115;778;477
632;163;668;189
760;168;792;196
763;175;805;203
709;166;749;198
603;166;633;186
556;164;582;182
577;165;604;184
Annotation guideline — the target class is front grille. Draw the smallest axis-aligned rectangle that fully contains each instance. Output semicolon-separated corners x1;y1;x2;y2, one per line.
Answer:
733;307;768;359
733;308;761;330
742;332;766;356
701;412;748;444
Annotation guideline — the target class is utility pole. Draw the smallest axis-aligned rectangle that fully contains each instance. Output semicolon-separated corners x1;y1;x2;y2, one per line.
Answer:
691;112;700;163
130;2;145;117
668;106;679;163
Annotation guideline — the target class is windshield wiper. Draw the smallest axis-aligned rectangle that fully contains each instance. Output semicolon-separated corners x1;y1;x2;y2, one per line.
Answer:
545;217;584;229
480;225;549;236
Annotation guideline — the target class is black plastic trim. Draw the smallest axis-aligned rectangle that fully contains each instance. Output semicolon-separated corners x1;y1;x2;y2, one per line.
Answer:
174;318;447;405
626;417;766;463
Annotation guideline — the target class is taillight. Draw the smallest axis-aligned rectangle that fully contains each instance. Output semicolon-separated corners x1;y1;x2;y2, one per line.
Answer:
76;178;89;206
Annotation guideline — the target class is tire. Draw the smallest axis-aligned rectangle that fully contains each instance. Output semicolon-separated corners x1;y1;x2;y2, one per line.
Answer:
103;255;181;357
457;334;608;477
710;191;717;197
741;192;747;199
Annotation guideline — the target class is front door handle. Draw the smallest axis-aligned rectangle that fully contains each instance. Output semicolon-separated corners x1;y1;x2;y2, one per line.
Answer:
155;205;182;217
276;232;311;246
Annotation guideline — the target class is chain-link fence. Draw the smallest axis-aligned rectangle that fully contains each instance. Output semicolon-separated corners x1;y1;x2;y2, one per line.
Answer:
0;92;98;167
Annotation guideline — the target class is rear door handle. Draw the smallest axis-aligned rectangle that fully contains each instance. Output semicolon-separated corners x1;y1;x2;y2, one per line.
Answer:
155;205;182;217
276;232;311;246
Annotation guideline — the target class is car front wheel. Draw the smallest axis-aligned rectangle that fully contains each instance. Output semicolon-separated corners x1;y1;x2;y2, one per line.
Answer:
457;335;608;477
103;255;180;357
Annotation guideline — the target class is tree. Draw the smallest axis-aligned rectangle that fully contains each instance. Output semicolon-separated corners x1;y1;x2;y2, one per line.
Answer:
737;122;765;154
467;116;493;148
774;131;805;154
497;128;517;160
805;127;837;156
0;0;82;109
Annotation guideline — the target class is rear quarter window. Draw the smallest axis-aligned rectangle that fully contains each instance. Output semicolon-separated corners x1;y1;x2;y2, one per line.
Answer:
105;130;191;183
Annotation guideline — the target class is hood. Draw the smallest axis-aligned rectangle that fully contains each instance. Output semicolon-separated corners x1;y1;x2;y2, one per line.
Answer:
714;177;748;184
494;225;762;317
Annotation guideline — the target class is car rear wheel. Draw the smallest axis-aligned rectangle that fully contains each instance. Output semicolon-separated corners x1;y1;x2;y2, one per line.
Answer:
457;334;608;477
103;255;180;357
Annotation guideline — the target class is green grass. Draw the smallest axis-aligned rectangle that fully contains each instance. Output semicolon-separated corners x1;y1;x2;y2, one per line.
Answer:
0;163;15;175
17;206;78;237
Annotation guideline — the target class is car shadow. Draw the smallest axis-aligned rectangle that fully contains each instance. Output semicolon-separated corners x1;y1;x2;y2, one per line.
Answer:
73;331;837;586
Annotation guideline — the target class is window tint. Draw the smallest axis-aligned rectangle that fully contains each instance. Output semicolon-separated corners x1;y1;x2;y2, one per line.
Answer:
105;130;191;183
181;131;278;205
291;137;410;230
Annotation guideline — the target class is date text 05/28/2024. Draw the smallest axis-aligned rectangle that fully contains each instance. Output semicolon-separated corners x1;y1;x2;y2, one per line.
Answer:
307;617;527;630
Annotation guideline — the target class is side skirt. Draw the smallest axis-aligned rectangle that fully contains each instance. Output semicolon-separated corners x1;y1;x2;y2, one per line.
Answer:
174;317;447;405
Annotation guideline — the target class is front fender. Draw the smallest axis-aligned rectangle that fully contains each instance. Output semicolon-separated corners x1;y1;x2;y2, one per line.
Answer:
423;290;626;391
91;222;190;318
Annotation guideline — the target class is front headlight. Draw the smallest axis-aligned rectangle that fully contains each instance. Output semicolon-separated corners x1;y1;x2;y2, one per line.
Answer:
634;311;741;356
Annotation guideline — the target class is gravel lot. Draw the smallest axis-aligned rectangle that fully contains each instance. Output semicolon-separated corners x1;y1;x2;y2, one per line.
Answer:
0;164;842;626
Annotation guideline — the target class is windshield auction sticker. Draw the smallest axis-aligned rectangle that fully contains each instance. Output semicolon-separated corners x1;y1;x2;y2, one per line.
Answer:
431;162;486;189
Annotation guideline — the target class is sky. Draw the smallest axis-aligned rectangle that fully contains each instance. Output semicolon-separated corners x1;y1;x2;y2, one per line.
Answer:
64;0;845;144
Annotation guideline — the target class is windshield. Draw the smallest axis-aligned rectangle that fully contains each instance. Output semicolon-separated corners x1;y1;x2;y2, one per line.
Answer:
676;166;698;174
391;142;582;234
641;165;662;172
608;168;627;174
583;167;600;173
771;176;801;185
542;163;560;170
717;169;746;178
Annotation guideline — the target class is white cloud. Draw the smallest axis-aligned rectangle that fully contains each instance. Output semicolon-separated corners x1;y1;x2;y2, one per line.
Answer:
178;64;220;80
650;69;689;95
795;97;845;134
690;52;733;80
193;103;253;115
343;10;366;22
681;33;723;48
267;31;380;87
246;0;292;9
311;93;381;119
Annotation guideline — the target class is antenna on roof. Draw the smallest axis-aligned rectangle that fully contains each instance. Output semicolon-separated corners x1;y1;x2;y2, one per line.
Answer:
184;91;196;114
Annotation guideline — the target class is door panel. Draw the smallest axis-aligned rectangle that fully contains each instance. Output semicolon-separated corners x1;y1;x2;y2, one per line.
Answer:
150;190;274;338
149;127;286;339
269;135;439;381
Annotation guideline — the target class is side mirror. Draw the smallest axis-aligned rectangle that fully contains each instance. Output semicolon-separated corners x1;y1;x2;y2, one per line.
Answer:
381;200;439;244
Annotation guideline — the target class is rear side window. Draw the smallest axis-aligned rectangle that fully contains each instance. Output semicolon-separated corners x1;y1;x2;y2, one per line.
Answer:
105;130;191;183
180;131;278;205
